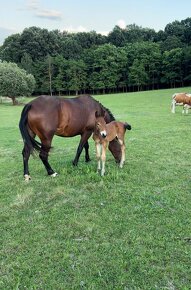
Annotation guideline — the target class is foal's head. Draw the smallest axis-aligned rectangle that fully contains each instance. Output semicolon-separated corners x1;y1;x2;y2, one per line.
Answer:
95;111;107;138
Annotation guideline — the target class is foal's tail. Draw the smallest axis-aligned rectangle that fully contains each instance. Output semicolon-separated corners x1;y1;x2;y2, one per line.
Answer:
124;123;132;131
19;104;42;153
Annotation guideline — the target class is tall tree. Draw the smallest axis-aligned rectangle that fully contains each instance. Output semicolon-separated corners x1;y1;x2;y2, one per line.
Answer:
0;62;35;104
129;59;148;91
0;34;22;63
161;48;184;87
20;52;34;74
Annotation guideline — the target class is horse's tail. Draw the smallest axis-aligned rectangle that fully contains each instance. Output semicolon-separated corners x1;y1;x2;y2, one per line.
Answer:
124;123;132;131
19;103;42;153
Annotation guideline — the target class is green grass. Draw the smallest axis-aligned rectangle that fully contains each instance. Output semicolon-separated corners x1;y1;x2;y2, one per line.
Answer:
0;88;191;289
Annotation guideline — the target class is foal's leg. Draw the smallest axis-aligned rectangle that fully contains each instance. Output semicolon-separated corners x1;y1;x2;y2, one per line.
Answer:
117;137;126;168
119;143;126;168
73;130;92;166
101;142;107;176
95;141;101;172
22;143;31;181
39;139;57;177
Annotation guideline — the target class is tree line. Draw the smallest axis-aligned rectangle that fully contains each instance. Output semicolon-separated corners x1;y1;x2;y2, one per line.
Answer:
0;17;191;95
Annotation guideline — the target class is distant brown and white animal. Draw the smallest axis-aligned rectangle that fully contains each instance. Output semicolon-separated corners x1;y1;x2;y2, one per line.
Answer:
93;111;131;176
171;93;191;114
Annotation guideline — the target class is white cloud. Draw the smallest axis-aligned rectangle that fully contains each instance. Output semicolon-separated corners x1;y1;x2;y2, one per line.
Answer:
36;9;62;20
116;19;126;29
61;26;109;36
63;25;88;33
27;0;39;10
97;30;109;36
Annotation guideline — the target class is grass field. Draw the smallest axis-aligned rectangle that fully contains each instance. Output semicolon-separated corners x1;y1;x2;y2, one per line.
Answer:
0;88;191;289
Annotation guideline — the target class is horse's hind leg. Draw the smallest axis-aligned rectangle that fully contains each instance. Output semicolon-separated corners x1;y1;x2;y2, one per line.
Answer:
22;143;31;181
84;141;91;162
39;139;58;177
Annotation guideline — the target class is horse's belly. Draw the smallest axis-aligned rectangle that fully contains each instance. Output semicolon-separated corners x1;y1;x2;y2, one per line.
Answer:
55;126;81;137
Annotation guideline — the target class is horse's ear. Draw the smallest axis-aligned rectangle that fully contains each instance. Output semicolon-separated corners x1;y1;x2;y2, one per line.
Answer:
100;107;106;117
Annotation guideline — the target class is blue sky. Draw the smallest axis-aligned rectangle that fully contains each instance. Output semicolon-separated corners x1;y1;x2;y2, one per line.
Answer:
1;0;191;44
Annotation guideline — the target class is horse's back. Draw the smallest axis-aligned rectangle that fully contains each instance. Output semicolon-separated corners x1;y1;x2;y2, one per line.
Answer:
56;95;100;136
27;94;100;137
27;95;61;136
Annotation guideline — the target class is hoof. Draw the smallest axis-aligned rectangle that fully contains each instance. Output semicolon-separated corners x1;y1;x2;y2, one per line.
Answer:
72;160;78;166
50;172;58;177
24;174;31;182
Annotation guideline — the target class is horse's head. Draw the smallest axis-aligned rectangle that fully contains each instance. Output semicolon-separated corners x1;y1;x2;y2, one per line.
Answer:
95;111;107;138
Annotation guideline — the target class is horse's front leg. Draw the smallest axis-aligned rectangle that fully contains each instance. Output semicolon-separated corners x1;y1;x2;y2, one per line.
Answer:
171;100;176;113
73;131;92;166
84;141;91;162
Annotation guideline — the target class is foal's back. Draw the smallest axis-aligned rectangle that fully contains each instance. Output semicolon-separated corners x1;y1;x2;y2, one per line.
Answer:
105;121;126;142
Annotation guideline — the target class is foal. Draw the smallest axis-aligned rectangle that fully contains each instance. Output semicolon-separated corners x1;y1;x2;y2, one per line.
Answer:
93;112;131;176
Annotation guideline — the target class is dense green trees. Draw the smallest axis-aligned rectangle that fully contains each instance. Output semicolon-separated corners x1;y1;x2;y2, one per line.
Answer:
0;62;35;104
0;18;191;95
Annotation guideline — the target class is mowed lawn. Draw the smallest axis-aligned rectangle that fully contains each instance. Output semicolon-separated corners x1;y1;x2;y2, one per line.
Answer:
0;88;191;289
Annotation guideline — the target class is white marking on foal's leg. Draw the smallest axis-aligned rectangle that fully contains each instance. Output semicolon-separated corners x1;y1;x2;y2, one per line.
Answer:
101;144;106;176
119;144;125;168
101;162;105;176
50;172;58;177
24;174;31;182
96;143;101;172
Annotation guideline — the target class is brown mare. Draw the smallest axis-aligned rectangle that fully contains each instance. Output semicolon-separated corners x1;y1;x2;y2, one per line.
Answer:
19;95;122;180
93;111;131;176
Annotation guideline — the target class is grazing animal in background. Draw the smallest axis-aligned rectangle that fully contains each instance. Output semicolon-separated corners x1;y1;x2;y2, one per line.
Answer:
19;95;122;181
171;93;191;114
183;104;191;114
93;111;131;176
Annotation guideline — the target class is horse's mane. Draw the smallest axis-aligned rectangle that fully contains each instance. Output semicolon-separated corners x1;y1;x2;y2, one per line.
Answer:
75;94;115;121
101;103;115;121
88;95;115;121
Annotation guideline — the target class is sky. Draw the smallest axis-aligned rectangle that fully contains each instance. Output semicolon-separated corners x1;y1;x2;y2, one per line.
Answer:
0;0;191;44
